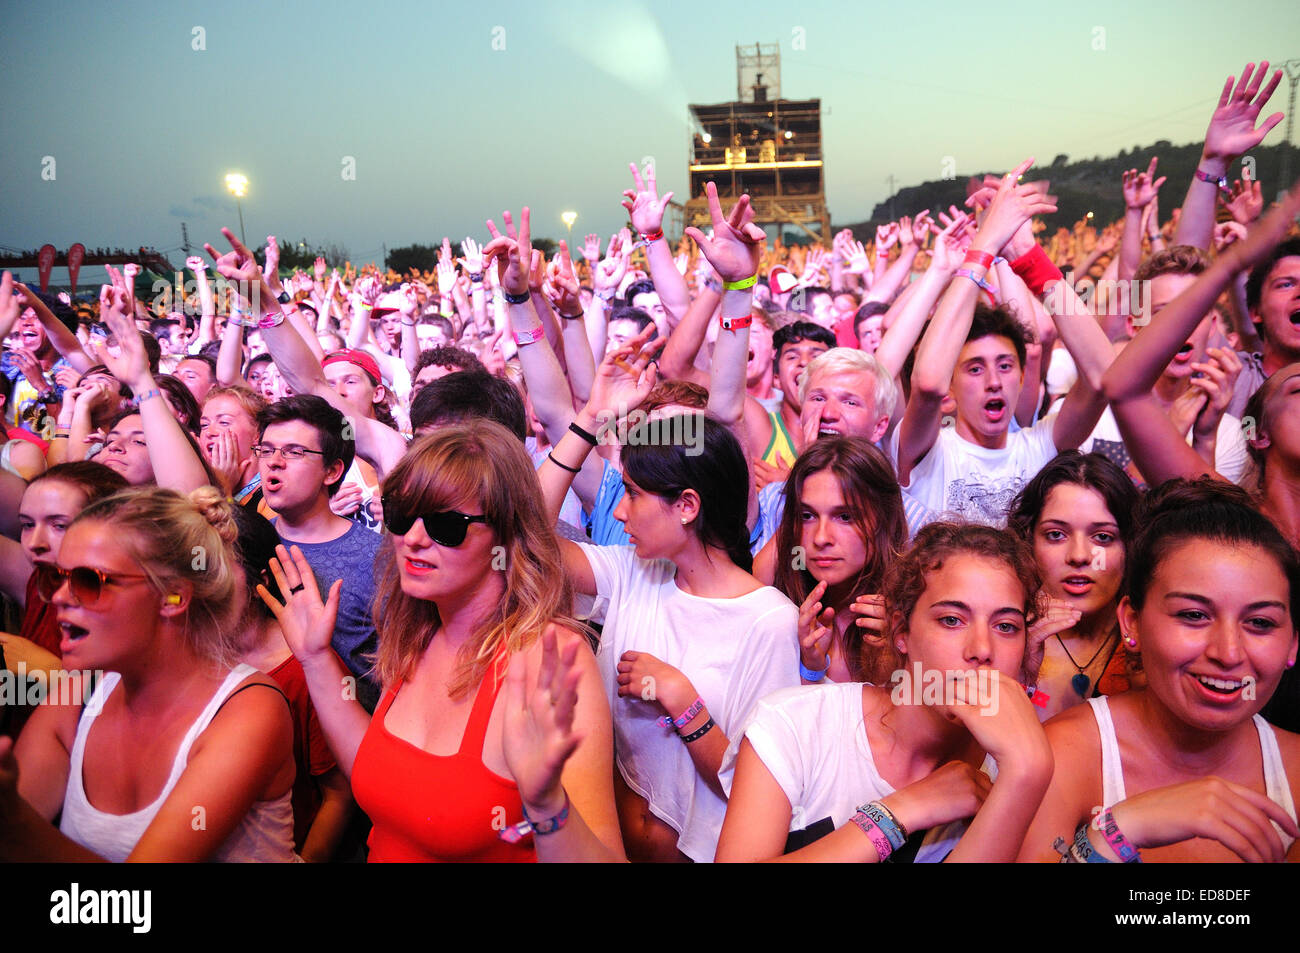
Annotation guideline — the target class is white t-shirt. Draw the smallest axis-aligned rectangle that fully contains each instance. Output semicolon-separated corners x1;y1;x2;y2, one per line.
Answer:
1052;399;1249;485
721;681;991;862
901;416;1059;527
577;543;799;862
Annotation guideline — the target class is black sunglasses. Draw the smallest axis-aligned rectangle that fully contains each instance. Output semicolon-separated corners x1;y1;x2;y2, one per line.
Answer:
34;563;152;608
383;508;488;547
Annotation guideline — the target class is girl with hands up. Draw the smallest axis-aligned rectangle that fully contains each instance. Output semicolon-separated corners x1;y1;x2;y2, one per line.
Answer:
718;522;1052;862
1021;481;1300;862
263;423;623;862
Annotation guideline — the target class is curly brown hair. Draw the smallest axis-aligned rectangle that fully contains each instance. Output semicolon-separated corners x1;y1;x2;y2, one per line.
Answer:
879;522;1044;685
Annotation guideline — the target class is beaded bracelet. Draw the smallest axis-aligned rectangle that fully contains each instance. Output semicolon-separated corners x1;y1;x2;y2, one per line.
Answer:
133;388;163;408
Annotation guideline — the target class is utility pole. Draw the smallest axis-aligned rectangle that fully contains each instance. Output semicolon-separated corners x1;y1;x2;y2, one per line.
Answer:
1279;59;1300;202
886;174;897;220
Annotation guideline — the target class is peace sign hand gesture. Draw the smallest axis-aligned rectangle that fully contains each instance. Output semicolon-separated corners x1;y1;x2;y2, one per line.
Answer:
621;161;675;235
683;181;764;283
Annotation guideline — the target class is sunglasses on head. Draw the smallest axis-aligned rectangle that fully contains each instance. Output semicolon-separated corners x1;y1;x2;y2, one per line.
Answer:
382;508;488;547
34;563;152;608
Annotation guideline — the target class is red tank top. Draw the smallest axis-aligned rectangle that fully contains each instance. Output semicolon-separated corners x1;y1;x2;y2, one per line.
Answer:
20;572;61;659
351;654;536;863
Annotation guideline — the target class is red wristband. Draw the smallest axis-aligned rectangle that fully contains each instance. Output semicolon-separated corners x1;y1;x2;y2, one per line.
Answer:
1009;245;1064;297
641;228;664;244
963;249;995;269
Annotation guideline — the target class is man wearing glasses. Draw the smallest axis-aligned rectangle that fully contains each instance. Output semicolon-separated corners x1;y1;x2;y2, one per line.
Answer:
254;394;382;714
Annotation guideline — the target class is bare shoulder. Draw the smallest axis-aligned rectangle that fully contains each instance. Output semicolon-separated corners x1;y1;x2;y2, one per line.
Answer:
197;672;292;749
1042;698;1103;767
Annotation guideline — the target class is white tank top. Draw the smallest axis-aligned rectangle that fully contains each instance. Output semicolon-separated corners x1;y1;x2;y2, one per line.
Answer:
59;664;299;862
1087;695;1297;851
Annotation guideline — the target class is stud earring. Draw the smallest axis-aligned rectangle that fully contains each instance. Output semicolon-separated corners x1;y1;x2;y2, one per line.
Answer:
1124;636;1137;648
165;594;181;606
681;518;688;525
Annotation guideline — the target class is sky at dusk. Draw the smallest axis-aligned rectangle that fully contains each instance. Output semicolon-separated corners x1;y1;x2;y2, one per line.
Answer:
3;0;1298;276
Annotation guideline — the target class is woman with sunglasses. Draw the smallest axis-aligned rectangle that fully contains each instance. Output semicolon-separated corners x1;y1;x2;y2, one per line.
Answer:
258;420;624;862
0;486;299;862
536;186;801;862
1021;480;1300;862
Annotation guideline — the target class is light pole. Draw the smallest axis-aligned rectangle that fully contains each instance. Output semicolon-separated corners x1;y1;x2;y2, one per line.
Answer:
225;173;248;244
561;210;577;238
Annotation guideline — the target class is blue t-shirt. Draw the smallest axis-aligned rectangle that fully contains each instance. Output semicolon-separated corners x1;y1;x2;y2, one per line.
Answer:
274;518;382;713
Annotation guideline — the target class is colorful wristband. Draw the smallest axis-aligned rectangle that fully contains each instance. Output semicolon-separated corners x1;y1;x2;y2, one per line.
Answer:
1096;809;1142;863
498;792;570;843
258;310;286;330
799;660;829;682
719;312;753;331
861;800;908;851
640;228;664;244
1009;245;1064;297
133;388;163;407
658;697;705;731
513;325;545;348
1070;821;1108;862
963;248;995;269
850;811;895;861
722;274;758;291
1193;167;1230;193
955;268;996;301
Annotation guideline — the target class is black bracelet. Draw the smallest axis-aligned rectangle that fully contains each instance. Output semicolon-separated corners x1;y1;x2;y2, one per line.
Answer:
502;289;531;305
568;422;599;446
546;451;582;474
559;311;584;321
680;717;715;744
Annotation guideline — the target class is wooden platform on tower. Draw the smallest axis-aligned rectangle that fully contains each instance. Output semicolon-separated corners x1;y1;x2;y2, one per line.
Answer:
685;44;830;243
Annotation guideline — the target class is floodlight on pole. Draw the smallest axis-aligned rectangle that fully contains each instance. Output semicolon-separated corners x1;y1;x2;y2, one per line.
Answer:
225;173;249;244
561;210;577;235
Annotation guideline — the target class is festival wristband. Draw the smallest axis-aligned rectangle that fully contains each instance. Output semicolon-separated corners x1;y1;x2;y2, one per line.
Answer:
514;325;545;348
963;249;995;269
679;717;715;744
1009;245;1064;297
1096;809;1142;863
862;800;908;850
719;312;752;331
469;272;484;283
723;274;758;291
640;228;664;244
498;792;570;843
132;388;163;407
595;288;617;302
258;310;286;330
1193;167;1230;193
799;660;829;682
1069;821;1109;862
658;697;705;731
502;289;531;305
850;811;895;861
955;268;996;300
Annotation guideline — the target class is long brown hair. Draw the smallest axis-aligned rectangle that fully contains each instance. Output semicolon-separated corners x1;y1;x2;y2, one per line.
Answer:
773;437;907;680
373;420;578;697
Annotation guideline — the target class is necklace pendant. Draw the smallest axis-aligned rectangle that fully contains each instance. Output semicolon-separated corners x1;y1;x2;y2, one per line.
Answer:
1071;673;1091;698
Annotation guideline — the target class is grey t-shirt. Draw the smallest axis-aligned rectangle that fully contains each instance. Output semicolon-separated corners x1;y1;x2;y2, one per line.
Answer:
274;518;383;713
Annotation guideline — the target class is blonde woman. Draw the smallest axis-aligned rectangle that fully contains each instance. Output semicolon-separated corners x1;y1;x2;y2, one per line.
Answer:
0;486;298;862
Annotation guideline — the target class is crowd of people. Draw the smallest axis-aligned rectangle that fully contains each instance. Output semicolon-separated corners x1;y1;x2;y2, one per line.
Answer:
2;61;1300;863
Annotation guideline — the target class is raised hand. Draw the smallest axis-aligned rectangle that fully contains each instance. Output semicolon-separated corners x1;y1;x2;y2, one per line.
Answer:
185;256;207;274
1213;220;1249;252
543;241;583;316
1188;346;1243;442
875;223;899;253
969;158;1058;257
911;210;935;245
797;579;835;674
313;256;327;281
844;238;871;276
582;232;601;265
97;285;150;389
502;626;585;816
898;216;916;248
1203;62;1284;162
1222;170;1265;225
259;544;343;665
203;227;266;289
1122;157;1166;210
264;235;281;283
621;161;675;235
1221;179;1300;275
849;593;887;641
459;237;485;277
798;246;829;287
683;181;765;283
587;323;661;417
482;207;533;297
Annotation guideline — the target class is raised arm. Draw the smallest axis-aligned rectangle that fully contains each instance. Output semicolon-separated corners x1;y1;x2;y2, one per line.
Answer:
13;282;94;374
1174;62;1283;251
622;161;689;327
188;257;218;348
98;286;210;494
